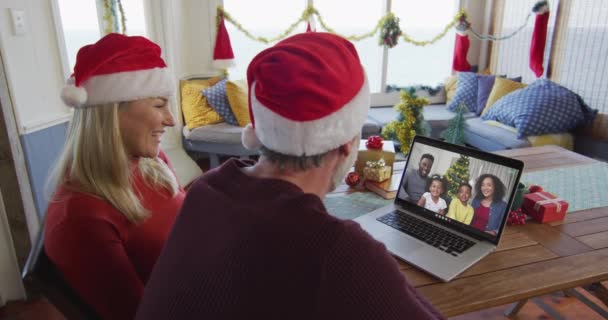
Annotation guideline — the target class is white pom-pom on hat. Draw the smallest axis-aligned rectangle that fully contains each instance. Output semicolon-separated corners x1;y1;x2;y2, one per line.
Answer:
241;123;262;150
61;78;88;107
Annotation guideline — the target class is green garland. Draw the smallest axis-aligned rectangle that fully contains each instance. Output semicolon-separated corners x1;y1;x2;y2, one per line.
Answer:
381;89;429;154
386;84;443;96
218;5;465;47
218;4;542;48
102;0;127;35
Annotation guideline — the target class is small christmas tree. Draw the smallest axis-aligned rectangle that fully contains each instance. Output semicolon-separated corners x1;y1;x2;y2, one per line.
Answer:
381;88;429;154
442;102;468;145
445;154;470;199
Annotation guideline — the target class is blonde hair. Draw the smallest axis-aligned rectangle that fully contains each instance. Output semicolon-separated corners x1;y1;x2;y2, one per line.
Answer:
47;102;179;223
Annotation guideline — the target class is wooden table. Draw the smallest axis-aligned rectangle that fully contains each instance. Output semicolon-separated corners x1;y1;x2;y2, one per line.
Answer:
339;146;608;317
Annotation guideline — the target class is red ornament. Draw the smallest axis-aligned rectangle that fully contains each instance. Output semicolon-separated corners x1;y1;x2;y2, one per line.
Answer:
366;136;384;149
507;208;527;226
528;185;544;193
345;172;360;187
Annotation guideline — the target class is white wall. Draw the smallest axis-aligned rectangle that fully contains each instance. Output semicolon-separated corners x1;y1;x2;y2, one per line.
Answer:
0;0;71;134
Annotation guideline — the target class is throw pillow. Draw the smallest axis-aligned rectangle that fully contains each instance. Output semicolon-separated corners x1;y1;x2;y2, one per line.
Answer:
202;79;239;126
482;79;598;138
180;78;224;129
477;75;522;116
481;77;527;115
445;75;457;104
225;80;251;127
447;72;478;112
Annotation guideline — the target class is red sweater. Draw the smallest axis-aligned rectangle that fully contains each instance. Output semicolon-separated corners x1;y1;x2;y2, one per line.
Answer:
45;152;185;320
136;159;444;320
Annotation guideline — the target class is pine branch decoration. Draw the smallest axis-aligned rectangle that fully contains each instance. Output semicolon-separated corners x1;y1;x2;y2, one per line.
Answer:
381;89;429;154
442;102;468;145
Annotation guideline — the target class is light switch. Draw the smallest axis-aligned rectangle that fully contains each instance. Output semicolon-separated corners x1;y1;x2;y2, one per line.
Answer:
10;9;26;36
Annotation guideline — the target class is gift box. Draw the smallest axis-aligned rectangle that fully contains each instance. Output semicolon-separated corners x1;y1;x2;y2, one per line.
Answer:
363;165;392;182
522;191;569;223
355;139;395;176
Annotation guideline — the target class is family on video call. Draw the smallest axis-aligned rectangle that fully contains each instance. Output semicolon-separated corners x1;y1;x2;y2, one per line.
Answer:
399;146;516;236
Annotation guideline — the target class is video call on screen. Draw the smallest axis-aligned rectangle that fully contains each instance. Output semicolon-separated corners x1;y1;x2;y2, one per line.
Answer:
397;142;519;235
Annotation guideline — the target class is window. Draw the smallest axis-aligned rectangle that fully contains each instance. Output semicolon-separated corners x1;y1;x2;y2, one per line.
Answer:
55;0;148;73
551;0;608;113
388;0;458;88
56;0;101;72
224;0;306;82
491;0;608;113
490;0;557;83
221;1;458;96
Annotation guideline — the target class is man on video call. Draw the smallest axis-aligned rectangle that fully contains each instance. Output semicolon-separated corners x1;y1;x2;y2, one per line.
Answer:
402;153;435;203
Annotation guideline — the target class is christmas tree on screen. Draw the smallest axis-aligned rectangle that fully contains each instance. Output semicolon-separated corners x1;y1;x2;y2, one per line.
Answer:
445;154;470;199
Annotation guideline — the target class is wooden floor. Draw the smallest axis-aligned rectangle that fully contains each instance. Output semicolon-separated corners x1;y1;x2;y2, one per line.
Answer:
1;285;607;319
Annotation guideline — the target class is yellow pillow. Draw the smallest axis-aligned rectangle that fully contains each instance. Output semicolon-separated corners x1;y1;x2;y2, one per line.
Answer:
180;78;224;129
225;80;251;127
445;75;457;104
482;77;527;115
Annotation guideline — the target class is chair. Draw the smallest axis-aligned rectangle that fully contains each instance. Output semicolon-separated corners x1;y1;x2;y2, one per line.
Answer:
22;229;101;320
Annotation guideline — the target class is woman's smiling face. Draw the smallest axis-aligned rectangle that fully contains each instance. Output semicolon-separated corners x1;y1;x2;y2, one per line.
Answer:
481;177;495;199
119;97;176;158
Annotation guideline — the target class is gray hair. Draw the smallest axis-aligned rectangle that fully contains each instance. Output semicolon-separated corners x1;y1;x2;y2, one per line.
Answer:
259;145;330;171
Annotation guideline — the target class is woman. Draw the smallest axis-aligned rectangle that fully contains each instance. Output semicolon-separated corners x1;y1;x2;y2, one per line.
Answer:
44;33;185;320
470;174;508;235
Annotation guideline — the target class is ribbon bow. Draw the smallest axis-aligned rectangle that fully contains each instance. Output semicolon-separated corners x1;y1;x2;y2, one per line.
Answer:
366;158;386;169
533;192;565;213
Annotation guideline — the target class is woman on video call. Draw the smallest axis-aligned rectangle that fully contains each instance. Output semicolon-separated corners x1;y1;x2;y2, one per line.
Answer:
470;174;508;235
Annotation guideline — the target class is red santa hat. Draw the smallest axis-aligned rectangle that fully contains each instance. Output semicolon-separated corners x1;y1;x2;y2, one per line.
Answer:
60;33;174;108
242;32;370;156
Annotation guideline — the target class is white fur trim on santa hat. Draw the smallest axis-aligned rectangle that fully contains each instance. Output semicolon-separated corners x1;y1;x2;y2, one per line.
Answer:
61;78;88;107
241;123;262;150
249;77;370;156
213;59;235;70
74;67;174;107
534;4;549;14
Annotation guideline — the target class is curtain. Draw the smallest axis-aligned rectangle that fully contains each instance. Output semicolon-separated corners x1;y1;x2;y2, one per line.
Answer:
549;0;608;113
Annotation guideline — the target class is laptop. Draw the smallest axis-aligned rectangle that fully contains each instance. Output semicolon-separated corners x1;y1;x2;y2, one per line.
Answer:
354;136;524;282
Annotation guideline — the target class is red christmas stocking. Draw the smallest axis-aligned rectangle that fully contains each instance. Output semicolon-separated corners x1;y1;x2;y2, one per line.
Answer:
530;4;550;77
453;32;471;72
212;15;235;69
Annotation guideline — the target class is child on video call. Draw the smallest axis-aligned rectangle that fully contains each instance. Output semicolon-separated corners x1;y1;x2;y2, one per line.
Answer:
417;175;447;214
446;183;474;224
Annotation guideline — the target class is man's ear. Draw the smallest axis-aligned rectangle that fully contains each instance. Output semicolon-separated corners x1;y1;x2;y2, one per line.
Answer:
338;136;358;158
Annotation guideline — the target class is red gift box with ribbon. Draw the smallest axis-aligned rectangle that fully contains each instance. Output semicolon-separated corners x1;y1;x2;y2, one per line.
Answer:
522;191;568;223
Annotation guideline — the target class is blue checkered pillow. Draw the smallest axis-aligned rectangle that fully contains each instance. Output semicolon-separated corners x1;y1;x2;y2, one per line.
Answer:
202;78;239;126
447;72;478;112
482;79;598;138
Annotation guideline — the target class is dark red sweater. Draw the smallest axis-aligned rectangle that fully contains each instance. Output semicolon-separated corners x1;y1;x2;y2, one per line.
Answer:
45;152;185;320
136;159;444;320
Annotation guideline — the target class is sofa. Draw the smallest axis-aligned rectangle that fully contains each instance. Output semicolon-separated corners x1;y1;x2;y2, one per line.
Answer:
365;90;608;160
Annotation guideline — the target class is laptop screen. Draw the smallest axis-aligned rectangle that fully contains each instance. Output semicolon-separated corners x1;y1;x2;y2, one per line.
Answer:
396;137;522;243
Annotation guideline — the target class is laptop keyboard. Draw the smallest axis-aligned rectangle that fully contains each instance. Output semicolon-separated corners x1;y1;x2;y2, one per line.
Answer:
377;211;475;256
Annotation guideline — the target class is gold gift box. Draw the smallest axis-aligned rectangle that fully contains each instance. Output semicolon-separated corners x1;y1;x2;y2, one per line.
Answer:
355;139;395;176
363;165;392;182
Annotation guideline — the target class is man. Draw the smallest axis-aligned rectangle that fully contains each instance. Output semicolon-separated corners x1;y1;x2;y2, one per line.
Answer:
136;33;444;320
402;153;435;203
